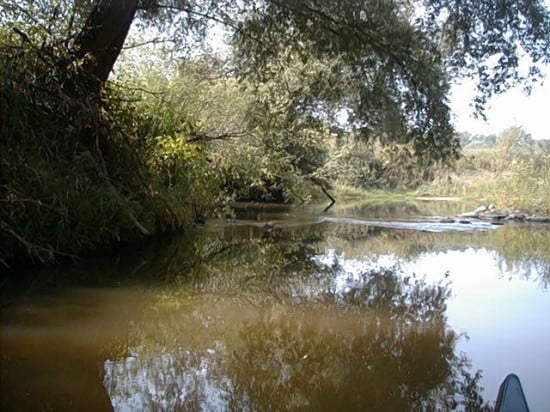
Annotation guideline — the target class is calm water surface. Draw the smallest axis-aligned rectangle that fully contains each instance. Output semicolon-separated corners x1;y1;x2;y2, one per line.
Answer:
1;200;549;411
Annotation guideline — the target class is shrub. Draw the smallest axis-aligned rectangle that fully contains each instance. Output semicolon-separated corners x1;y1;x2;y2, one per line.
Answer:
0;40;219;266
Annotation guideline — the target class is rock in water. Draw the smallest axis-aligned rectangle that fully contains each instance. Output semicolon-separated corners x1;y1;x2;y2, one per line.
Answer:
527;216;550;223
439;218;456;223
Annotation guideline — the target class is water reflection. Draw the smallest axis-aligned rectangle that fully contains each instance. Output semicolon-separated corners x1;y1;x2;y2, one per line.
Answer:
0;288;141;411
104;345;234;411
102;266;490;411
319;223;549;287
1;201;549;411
224;269;475;412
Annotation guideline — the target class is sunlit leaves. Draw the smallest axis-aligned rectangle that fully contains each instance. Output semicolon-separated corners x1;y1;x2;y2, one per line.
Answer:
4;0;549;164
419;0;550;115
232;0;459;162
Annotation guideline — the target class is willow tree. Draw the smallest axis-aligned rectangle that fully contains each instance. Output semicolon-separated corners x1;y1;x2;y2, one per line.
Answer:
3;0;548;157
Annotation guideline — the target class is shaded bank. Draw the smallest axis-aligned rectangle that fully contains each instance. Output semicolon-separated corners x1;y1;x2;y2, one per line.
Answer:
0;42;220;268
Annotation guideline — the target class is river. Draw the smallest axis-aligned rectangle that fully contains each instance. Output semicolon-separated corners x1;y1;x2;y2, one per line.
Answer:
1;199;549;411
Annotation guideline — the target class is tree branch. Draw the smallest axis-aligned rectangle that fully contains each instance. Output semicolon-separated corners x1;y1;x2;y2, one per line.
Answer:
139;3;271;55
122;37;169;49
186;131;247;143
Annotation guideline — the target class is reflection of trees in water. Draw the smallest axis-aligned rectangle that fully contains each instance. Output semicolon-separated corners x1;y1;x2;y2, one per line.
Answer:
104;345;235;411
2;205;543;410
167;228;328;297
327;199;463;220
229;321;465;411
11;206;544;295
98;223;535;410
104;262;491;411
227;269;490;411
489;226;550;287
325;223;549;287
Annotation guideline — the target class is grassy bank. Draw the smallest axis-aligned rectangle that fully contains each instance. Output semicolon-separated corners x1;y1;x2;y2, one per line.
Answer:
417;134;550;215
0;39;325;267
0;41;223;267
2;28;547;270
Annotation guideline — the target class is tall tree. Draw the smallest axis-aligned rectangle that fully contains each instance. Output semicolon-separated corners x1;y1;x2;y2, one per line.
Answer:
2;0;549;157
73;0;138;86
230;0;549;159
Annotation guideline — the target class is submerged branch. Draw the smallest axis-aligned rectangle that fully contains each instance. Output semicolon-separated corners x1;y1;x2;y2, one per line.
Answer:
301;173;336;211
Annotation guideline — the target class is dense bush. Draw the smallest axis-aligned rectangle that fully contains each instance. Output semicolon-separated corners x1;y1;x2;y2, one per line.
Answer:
4;28;545;268
323;137;438;190
117;58;328;204
0;40;332;266
0;40;219;266
419;128;550;214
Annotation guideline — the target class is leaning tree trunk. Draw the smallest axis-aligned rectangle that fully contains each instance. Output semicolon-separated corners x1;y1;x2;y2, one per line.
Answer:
73;0;138;88
69;0;151;235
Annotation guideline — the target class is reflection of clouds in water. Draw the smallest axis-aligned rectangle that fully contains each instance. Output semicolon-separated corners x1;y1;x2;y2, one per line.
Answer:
313;247;550;410
314;248;396;273
312;249;403;295
312;247;548;342
104;343;236;412
101;248;549;411
313;246;547;300
404;247;550;411
402;247;548;313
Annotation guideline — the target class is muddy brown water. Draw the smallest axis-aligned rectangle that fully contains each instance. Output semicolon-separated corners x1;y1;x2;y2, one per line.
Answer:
1;200;549;411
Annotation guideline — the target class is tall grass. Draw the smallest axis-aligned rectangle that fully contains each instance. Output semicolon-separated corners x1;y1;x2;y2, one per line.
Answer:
418;143;550;214
0;40;220;267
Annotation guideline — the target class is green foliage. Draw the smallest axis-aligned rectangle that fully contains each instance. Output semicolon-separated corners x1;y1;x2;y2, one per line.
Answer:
213;58;334;203
233;1;459;162
323;136;438;190
418;127;550;214
6;0;547;161
115;56;329;204
496;126;536;153
146;136;222;223
420;0;550;114
2;0;549;267
0;42;219;266
497;155;550;213
0;0;95;44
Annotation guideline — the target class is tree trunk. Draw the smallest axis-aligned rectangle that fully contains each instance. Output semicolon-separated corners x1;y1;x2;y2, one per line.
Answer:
73;0;138;87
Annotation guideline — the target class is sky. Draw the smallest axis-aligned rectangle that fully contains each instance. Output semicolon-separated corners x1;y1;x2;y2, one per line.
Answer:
449;0;550;141
450;72;550;140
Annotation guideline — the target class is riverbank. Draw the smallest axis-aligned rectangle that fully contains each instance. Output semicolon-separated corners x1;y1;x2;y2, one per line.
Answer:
333;186;417;202
415;142;550;216
333;186;550;225
457;204;550;224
